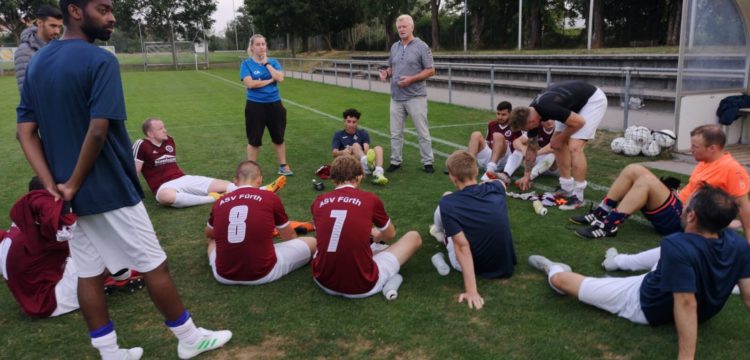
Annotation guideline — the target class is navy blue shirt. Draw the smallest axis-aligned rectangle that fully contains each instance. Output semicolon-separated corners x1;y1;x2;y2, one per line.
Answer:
331;129;371;150
240;58;282;103
640;230;750;325
439;181;517;278
16;39;143;216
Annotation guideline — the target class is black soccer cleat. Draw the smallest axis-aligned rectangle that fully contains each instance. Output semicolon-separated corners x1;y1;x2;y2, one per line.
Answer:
569;206;603;225
104;273;145;295
575;221;618;239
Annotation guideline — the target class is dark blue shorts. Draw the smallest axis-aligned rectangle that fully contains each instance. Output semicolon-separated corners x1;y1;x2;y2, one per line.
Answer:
642;192;683;235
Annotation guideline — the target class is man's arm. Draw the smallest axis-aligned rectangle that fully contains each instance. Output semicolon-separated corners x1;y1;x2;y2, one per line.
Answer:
278;223;297;241
57;118;109;201
373;222;396;243
134;160;144;174
204;225;214;239
550;112;584;150
673;292;698;360
17;122;61;198
734;195;750;242
516;137;539;191
453;231;484;310
739;278;750;310
397;67;435;88
378;66;391;81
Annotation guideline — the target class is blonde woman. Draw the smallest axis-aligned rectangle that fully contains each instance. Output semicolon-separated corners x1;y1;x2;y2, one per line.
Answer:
240;34;293;175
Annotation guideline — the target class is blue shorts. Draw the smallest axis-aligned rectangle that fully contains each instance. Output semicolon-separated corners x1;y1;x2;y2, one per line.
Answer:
642;192;683;236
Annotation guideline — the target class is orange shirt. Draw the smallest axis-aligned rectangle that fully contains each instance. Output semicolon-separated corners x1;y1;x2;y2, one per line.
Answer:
679;152;750;204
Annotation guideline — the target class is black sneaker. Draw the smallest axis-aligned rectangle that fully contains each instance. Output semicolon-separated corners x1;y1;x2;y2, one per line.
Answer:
576;221;618;239
569;205;602;225
423;164;435;173
386;164;401;173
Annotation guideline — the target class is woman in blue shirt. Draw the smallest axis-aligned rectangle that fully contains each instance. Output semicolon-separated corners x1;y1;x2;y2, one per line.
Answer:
240;34;293;176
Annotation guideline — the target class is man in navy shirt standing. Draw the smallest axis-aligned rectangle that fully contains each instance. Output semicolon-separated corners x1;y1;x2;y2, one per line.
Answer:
430;150;517;310
16;1;230;358
528;185;750;359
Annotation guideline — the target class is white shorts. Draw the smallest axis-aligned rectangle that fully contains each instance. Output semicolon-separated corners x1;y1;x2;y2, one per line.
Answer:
156;175;215;200
69;202;167;278
209;239;311;285
315;251;401;298
578;273;649;325
476;143;510;170
445;236;463;272
50;257;80;317
0;236;10;280
555;88;607;140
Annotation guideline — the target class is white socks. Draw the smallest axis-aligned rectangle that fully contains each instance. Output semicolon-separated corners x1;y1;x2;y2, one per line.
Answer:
168;316;202;346
374;166;384;176
574;180;587;201
171;193;215;208
503;150;524;177
547;264;567;295
486;161;497;173
614;247;661;271
559;177;575;195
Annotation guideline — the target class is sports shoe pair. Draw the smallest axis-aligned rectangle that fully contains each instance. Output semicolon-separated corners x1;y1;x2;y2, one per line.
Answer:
108;328;232;360
570;207;617;239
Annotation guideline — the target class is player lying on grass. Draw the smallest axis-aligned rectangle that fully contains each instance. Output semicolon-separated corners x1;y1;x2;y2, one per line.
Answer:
463;101;519;180
205;161;316;285
497;118;558;186
570;125;750;247
529;185;750;360
134;118;285;208
310;155;421;298
331;108;388;185
429;150;517;310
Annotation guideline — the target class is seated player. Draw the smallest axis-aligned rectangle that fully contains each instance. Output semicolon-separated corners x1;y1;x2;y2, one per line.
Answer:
529;186;750;359
311;155;422;298
499;119;558;184
0;177;140;317
331;108;388;185
205;161;316;285
464;101;521;179
571;125;750;242
134;118;285;208
430;150;517;310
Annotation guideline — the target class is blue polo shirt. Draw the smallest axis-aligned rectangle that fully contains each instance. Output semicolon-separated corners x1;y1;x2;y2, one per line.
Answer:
640;230;750;325
439;181;517;278
16;39;143;216
240;58;282;103
331;129;371;150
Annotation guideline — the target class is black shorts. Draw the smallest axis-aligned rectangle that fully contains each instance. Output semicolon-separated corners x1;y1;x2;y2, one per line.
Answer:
245;100;287;146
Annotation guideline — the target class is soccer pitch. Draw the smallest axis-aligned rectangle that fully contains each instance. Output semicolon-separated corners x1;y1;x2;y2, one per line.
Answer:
0;69;748;359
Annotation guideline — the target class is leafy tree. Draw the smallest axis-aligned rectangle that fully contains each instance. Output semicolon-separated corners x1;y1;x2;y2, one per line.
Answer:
430;0;441;50
244;0;314;55
142;0;215;42
312;0;364;50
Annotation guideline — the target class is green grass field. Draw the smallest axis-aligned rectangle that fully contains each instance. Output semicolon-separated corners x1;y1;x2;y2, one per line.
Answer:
0;69;748;359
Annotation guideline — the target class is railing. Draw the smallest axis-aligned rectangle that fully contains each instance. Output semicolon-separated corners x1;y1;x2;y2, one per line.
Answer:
275;57;746;130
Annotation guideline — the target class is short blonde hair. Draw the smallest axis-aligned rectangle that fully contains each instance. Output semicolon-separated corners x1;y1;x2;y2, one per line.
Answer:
330;155;364;184
509;107;531;132
445;150;478;182
246;34;266;57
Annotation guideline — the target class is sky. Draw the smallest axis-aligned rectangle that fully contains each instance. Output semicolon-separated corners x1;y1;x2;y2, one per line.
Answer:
212;0;239;35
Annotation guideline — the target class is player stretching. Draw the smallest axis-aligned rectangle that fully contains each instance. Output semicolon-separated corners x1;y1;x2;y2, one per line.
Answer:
311;155;421;298
134;117;285;208
205;161;316;285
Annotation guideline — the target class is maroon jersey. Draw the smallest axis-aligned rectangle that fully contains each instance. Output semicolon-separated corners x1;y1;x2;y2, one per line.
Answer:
311;186;390;294
538;125;555;148
208;186;289;281
133;136;186;194
486;120;523;152
4;190;76;317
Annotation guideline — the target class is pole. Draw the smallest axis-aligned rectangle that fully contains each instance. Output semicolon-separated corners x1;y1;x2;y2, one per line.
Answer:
463;0;468;52
138;22;146;71
587;0;594;50
517;0;522;50
232;0;239;52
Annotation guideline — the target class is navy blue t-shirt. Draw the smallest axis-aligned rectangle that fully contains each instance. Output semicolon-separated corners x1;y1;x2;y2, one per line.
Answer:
439;181;517;278
331;129;371;150
240;58;282;103
16;39;143;216
640;230;750;325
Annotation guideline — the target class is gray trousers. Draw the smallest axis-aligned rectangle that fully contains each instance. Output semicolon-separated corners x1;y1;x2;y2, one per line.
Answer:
389;96;434;166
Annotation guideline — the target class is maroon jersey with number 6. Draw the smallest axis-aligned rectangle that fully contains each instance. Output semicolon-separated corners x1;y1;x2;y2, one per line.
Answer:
311;185;390;294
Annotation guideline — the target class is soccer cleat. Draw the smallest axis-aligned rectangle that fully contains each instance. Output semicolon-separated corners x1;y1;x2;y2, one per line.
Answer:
423;164;435;173
569;207;602;225
105;347;143;360
104;270;144;295
480;170;497;182
371;174;389;185
208;192;223;200
386;164;401;173
602;247;620;271
528;255;571;275
429;224;446;244
264;175;287;193
291;221;315;234
366;149;376;170
558;195;584;210
576;220;618;239
278;165;294;176
431;253;450;276
177;328;232;359
370;241;390;255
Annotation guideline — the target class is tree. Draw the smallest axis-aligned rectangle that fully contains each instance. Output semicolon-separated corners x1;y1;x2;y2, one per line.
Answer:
362;0;418;51
430;0;441;50
312;0;364;51
142;0;216;42
526;0;543;49
245;0;314;55
0;0;56;43
665;0;681;46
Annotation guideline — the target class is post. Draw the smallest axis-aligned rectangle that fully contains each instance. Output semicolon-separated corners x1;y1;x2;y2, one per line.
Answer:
322;60;325;84
546;66;552;86
490;65;495;110
349;61;353;88
448;64;453;104
623;68;631;130
463;0;468;52
517;0;522;50
367;63;372;91
587;0;594;50
231;0;239;52
138;22;146;71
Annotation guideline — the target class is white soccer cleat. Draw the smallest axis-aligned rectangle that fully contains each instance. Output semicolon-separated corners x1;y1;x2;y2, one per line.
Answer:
602;248;620;271
528;255;571;275
431;253;450;276
177;328;232;359
429;224;445;244
103;347;143;360
732;285;741;295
